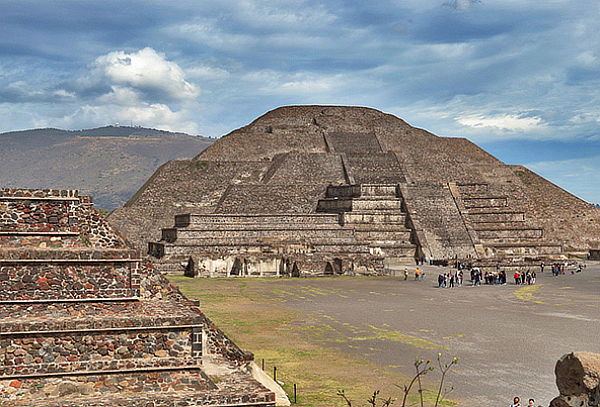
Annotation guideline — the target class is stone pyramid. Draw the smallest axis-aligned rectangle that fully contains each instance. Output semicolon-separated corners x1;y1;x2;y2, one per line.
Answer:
109;106;600;275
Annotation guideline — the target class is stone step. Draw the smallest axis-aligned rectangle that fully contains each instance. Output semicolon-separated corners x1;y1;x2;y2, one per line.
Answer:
476;228;543;240
468;211;526;223
164;227;353;242
472;221;530;229
462;197;508;208
354;229;412;242
326;184;398;198
174;213;340;228
482;242;562;257
343;212;407;224
317;198;402;212
1;369;275;407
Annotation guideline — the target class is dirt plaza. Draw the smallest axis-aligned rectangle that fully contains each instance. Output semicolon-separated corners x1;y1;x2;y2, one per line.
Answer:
172;263;600;406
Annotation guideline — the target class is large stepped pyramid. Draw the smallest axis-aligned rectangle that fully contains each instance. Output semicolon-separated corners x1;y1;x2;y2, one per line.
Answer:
0;189;276;406
108;105;600;276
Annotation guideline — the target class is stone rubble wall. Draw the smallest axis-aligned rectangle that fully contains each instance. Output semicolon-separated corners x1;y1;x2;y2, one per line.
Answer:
0;200;75;233
511;166;600;251
326;132;383;153
0;262;136;300
216;184;327;214
264;152;347;185
344;153;406;184
0;330;195;376
0;370;213;402
0;189;125;249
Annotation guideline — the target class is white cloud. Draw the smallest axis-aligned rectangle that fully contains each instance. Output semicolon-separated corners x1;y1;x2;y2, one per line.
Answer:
456;113;545;131
93;47;199;100
36;101;199;135
186;65;230;81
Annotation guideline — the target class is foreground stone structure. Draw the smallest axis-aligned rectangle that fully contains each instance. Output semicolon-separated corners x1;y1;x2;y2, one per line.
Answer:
551;352;600;407
0;189;276;406
109;106;600;276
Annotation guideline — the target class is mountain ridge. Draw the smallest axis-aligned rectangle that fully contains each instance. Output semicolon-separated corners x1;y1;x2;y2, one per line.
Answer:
0;125;214;210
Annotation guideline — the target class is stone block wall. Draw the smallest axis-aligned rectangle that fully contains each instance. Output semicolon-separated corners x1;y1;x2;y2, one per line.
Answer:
0;370;213;402
0;189;125;249
0;260;138;300
344;153;405;184
0;329;195;376
0;200;75;233
264;152;347;185
217;184;327;214
326;132;383;153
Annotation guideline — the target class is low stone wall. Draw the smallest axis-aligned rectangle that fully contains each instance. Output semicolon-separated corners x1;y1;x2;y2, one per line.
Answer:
0;200;74;233
0;262;137;300
550;352;600;407
0;330;194;376
0;370;213;401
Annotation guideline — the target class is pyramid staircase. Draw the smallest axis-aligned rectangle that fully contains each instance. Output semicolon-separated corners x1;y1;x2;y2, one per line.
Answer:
317;184;416;259
450;183;564;270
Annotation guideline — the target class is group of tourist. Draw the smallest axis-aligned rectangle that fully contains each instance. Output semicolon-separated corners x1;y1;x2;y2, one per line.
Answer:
542;262;585;276
437;270;464;287
513;270;536;285
402;259;586;288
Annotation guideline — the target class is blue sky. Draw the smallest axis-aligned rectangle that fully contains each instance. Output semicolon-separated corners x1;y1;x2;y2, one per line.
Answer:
0;0;598;202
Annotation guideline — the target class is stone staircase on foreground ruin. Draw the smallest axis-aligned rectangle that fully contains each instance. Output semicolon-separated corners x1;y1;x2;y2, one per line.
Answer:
316;184;416;260
0;189;275;407
450;183;564;271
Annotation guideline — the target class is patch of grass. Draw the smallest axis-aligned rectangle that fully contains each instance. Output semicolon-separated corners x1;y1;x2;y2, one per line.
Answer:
346;326;446;350
169;276;458;407
195;161;209;170
514;284;544;304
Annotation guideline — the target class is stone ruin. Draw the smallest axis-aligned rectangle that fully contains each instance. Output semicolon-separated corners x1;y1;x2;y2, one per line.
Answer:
108;106;600;277
551;352;600;407
0;188;277;406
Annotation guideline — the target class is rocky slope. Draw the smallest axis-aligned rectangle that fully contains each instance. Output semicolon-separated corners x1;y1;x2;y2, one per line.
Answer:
0;126;214;210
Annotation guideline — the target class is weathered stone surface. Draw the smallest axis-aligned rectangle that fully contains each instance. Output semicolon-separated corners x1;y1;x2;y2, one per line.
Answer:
550;352;600;407
0;190;276;406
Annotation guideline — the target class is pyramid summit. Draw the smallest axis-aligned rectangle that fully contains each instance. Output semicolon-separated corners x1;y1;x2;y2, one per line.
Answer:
109;105;600;276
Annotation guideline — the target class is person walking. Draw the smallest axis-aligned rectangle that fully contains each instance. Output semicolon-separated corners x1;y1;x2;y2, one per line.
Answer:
403;267;409;281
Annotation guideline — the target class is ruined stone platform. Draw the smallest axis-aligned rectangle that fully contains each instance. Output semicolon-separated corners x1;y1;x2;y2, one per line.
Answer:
0;189;276;406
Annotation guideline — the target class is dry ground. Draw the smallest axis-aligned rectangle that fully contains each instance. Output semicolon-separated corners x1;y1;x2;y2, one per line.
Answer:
169;264;599;407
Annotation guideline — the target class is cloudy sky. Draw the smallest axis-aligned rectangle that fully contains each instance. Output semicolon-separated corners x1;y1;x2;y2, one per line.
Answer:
1;0;599;202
